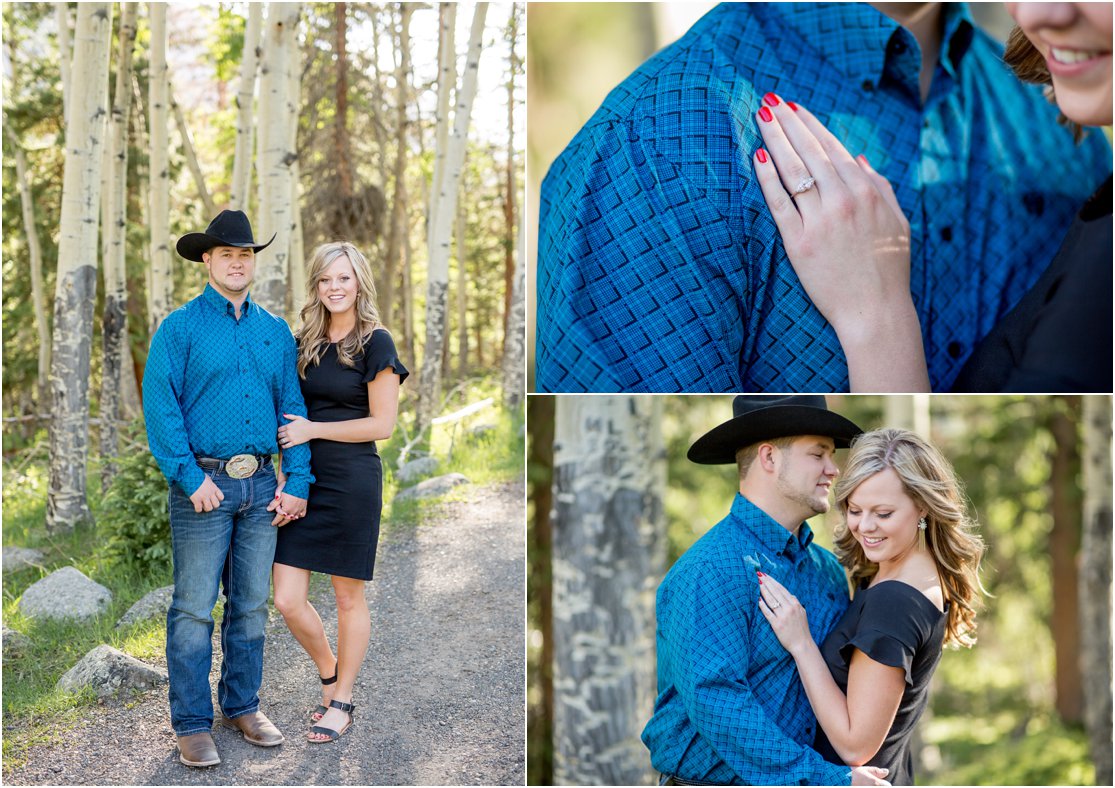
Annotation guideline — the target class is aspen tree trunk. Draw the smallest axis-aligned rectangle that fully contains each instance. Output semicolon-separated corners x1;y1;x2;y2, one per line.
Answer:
426;3;456;258
1049;398;1082;722
6;127;52;402
148;2;173;332
501;208;525;409
417;2;487;431
100;2;139;488
402;211;415;364
230;2;263;210
502;2;519;355
255;2;301;314
286;33;305;322
55;2;72;125
456;191;468;378
382;3;412;330
47;2;113;533
170;84;217;217
334;2;352;202
1080;395;1113;786
552;396;666;785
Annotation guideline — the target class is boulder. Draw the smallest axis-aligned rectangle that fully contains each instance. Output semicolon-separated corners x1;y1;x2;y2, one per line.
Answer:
19;566;112;622
396;456;440;485
3;546;44;573
56;645;167;698
395;473;470;502
468;423;497;439
116;585;174;629
2;626;31;659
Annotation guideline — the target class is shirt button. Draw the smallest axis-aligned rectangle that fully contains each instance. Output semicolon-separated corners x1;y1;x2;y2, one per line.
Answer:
947;341;964;359
892;39;907;54
861;79;875;92
940;226;953;242
245;418;251;424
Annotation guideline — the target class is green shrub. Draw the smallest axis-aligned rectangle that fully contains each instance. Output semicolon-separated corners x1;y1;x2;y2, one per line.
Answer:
97;448;172;577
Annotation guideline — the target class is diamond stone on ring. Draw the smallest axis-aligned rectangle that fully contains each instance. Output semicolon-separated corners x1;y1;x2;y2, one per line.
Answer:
791;176;816;196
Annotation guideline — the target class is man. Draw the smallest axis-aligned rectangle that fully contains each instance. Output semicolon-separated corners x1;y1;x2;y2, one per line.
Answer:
143;209;314;767
642;395;888;785
537;3;1111;392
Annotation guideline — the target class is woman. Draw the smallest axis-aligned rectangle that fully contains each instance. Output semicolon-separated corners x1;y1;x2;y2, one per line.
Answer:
272;241;408;742
757;429;985;785
752;3;1112;392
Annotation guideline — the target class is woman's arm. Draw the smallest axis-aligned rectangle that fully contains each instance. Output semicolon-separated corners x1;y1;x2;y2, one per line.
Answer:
278;367;402;447
751;98;929;392
758;573;906;766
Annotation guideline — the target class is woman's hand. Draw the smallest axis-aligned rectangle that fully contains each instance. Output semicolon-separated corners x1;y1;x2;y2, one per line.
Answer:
751;96;929;392
278;413;316;449
757;571;814;656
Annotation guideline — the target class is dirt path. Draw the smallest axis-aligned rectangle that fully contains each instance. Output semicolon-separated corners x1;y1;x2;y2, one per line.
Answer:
4;481;526;786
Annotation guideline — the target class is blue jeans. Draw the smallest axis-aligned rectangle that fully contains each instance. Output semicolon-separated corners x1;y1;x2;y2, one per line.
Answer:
166;466;277;736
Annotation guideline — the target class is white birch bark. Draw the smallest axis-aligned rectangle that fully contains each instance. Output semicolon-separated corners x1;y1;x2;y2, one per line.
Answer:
54;2;72;125
417;2;486;430
1080;396;1113;785
47;2;113;533
426;3;456;258
6;127;52;401
285;22;304;321
552;396;666;785
456;189;468;378
255;2;301;314
100;1;138;487
501;206;525;409
148;2;173;332
230;2;263;210
170;82;216;217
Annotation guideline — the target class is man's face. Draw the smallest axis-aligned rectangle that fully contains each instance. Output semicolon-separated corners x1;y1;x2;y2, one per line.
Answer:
204;246;256;299
773;435;839;518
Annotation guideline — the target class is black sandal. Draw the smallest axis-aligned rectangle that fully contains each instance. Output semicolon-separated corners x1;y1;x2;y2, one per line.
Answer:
311;662;338;721
308;699;355;743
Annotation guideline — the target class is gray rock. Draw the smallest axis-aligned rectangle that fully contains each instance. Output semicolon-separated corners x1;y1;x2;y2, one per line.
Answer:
395;473;470;502
396;456;440;485
19;566;112;622
3;546;44;573
3;626;31;659
56;645;167;698
468;423;497;439
116;585;174;629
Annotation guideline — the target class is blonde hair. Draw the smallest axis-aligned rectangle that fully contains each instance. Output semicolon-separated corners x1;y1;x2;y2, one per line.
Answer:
1003;26;1084;142
295;242;382;379
833;429;986;648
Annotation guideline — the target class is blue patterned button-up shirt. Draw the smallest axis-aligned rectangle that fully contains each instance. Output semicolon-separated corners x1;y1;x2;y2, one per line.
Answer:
642;494;850;785
537;2;1112;392
143;284;314;499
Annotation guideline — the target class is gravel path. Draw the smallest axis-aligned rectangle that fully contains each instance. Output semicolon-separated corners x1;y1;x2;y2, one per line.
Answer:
4;481;526;786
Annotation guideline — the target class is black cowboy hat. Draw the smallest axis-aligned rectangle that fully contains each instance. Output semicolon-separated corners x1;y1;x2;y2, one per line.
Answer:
175;210;276;262
688;395;864;465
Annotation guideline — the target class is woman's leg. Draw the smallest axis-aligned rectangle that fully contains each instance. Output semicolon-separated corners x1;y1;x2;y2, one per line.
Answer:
308;575;368;739
272;563;337;710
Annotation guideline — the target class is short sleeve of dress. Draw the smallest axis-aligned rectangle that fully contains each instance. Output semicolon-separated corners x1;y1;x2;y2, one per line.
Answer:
361;329;410;384
837;583;936;687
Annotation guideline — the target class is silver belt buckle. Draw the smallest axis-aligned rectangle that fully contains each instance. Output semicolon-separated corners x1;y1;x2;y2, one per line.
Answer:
224;454;259;479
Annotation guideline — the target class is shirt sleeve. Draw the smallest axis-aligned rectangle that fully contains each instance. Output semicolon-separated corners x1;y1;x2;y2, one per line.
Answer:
362;330;410;384
142;316;207;497
665;561;852;786
536;120;748;393
837;584;934;686
276;328;314;499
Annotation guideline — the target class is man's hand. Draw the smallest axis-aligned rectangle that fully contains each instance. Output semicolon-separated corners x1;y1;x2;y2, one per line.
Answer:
851;766;890;786
189;476;225;513
267;491;307;527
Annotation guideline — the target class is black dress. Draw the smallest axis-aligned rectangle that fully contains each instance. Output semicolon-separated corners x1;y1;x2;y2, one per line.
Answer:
274;329;409;580
814;580;946;786
952;176;1113;392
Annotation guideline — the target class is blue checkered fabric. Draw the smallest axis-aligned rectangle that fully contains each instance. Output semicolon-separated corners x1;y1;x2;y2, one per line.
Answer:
642;494;851;785
143;284;314;498
537;2;1112;392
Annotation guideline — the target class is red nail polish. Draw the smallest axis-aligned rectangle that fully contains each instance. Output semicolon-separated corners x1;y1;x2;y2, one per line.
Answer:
787;101;799;112
756;148;768;164
763;92;780;107
858;154;870;167
758;106;773;123
757;571;765;576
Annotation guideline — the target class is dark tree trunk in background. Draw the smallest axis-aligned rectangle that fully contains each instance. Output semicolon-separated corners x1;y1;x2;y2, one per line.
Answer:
528;395;555;786
1049;397;1082;723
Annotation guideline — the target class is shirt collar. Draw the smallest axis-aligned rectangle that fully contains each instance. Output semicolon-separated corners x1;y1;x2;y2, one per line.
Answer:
757;2;976;89
201;282;254;318
730;493;816;560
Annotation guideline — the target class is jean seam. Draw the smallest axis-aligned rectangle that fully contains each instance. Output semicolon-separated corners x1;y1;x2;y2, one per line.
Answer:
176;726;213;736
223;705;260;720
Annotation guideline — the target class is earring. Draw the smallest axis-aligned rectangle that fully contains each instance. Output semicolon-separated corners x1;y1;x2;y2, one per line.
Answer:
917;517;928;551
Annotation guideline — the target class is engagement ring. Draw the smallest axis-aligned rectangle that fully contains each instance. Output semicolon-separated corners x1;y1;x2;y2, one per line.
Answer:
791;176;816;196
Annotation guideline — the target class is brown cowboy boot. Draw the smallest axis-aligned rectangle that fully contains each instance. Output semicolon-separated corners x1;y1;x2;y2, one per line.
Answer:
220;710;285;747
177;732;221;767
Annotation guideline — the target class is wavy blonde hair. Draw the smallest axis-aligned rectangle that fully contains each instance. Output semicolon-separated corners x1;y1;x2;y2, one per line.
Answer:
295;242;382;379
834;429;986;648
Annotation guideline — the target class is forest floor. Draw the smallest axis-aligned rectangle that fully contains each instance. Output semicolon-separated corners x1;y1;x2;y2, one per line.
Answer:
3;480;525;786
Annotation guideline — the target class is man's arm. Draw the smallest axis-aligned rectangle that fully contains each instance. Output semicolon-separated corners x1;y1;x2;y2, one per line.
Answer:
536;120;747;393
274;328;313;499
142;317;207;497
667;562;853;786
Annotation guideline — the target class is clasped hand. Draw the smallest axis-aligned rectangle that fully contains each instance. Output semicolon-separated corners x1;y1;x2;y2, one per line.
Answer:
266;476;307;527
277;413;315;449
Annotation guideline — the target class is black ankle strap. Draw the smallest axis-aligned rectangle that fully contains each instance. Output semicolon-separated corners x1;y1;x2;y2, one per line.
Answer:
329;699;355;713
321;662;338;685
